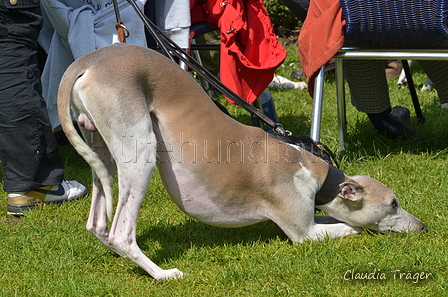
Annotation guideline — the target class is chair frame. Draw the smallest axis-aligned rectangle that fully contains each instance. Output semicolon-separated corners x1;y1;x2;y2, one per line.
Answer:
311;47;448;151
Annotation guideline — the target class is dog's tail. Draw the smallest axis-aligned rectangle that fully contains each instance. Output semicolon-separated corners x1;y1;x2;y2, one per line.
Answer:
58;66;115;222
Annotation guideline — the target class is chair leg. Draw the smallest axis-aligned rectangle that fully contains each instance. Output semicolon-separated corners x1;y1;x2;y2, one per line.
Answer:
401;60;426;123
335;59;346;151
310;65;326;142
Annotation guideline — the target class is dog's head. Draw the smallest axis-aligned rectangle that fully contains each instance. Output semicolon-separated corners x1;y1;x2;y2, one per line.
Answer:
319;175;426;233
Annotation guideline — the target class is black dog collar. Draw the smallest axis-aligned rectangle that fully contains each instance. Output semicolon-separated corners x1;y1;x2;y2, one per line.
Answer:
266;132;344;205
315;165;346;206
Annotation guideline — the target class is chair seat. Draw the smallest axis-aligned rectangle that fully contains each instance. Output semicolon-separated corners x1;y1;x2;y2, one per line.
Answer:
310;1;448;150
341;0;448;46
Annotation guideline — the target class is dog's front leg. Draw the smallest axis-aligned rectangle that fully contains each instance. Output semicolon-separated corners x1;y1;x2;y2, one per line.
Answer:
313;215;364;238
272;200;362;243
304;222;363;242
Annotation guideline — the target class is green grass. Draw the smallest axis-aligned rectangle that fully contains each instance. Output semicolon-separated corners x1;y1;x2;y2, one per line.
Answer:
0;47;447;296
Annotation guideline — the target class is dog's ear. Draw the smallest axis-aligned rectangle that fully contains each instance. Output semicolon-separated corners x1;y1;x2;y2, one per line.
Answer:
338;180;364;201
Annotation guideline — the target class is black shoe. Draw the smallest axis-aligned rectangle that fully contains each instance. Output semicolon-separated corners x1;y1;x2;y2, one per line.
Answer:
291;69;304;80
390;106;411;127
378;107;415;140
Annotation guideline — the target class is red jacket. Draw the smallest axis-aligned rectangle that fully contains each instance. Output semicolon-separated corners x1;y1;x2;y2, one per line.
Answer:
191;0;287;104
298;0;345;96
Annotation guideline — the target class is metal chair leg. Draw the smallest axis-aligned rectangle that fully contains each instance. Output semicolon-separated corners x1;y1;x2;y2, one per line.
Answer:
335;59;346;151
402;60;426;123
310;65;326;142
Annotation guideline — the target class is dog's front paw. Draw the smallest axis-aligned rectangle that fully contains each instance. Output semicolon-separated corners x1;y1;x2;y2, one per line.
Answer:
340;223;363;235
350;226;364;234
156;268;184;281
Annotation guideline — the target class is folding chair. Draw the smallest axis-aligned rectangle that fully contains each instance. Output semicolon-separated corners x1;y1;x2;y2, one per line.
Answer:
188;23;280;131
310;0;448;151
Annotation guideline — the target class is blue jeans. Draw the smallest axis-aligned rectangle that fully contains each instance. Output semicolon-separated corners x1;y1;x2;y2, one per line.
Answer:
0;0;63;192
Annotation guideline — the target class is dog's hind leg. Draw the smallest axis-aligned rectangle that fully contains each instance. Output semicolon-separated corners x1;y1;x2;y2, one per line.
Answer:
105;122;183;280
84;131;119;252
108;174;183;280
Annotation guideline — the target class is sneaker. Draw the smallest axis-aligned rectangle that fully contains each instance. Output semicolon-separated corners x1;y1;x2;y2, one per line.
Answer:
7;179;87;215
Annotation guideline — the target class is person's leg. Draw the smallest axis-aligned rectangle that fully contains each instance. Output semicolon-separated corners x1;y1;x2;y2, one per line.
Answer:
344;57;414;139
0;3;63;192
0;42;66;191
344;59;391;114
414;39;448;108
0;3;86;215
418;60;448;106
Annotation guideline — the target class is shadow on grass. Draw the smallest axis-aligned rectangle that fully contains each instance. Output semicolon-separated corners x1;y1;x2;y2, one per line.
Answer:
134;219;288;270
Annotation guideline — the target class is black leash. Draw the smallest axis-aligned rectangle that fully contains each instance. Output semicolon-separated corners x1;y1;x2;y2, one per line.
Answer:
112;1;341;169
123;0;289;136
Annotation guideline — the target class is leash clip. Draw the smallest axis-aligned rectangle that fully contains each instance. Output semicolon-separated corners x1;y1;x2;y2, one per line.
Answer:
116;23;130;38
274;124;291;136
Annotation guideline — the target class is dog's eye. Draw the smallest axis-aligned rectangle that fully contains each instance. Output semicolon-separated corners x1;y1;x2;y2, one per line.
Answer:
391;199;398;208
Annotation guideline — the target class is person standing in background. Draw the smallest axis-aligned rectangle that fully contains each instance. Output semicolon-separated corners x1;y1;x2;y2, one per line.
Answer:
0;0;87;215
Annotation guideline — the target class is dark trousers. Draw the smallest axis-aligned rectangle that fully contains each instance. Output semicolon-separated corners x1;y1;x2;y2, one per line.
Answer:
281;0;309;22
0;1;63;192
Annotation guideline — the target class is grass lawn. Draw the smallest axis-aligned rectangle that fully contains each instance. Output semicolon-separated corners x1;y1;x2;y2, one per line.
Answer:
0;46;447;296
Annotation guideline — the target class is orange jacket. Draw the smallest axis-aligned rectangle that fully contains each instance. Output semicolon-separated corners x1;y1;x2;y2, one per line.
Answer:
298;0;345;96
191;0;287;104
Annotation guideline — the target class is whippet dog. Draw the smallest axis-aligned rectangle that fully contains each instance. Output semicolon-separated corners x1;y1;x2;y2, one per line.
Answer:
58;43;426;280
